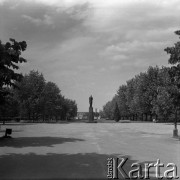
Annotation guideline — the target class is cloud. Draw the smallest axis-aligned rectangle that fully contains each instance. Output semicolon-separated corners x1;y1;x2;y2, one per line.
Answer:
1;0;180;111
77;65;93;71
0;0;6;5
105;41;166;54
0;1;91;49
99;67;106;72
110;65;121;71
22;14;54;26
82;0;180;32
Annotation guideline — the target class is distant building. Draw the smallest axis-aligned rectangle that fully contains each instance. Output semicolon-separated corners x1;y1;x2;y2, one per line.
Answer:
76;109;100;120
76;112;88;119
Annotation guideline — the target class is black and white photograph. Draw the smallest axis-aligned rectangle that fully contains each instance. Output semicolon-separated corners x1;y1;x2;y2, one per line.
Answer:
0;0;180;179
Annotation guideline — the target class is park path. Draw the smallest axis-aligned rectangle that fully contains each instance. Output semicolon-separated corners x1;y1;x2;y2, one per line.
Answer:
0;122;179;179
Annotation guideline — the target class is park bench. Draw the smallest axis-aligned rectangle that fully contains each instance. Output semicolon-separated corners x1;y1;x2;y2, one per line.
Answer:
4;128;12;138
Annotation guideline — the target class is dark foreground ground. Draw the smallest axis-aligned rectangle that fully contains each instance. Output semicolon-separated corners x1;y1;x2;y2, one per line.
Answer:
0;121;179;180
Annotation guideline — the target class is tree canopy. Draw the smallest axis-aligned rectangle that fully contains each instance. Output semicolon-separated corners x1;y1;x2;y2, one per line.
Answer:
102;30;180;122
0;39;77;123
0;38;27;88
1;70;77;122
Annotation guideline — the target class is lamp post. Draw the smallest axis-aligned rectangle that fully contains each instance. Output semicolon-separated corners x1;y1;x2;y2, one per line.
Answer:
173;108;178;137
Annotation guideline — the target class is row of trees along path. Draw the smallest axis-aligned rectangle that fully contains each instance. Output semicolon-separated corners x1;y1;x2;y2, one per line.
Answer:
102;30;180;136
0;39;77;124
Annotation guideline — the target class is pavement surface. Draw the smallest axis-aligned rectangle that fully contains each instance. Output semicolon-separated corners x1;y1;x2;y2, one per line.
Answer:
0;121;179;179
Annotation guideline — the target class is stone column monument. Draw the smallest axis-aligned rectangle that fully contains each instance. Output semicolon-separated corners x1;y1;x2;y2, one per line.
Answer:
89;95;94;122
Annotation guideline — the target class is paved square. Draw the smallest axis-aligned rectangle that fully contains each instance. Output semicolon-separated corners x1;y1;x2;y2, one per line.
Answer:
0;122;179;179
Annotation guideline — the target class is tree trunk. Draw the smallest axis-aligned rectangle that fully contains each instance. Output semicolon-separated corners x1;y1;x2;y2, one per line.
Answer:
145;113;148;121
150;114;153;121
155;114;158;120
175;109;177;130
28;112;31;120
32;112;35;122
43;114;45;122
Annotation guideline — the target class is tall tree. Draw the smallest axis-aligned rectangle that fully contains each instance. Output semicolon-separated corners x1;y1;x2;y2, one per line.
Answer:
164;30;180;136
14;70;77;122
103;101;114;119
42;81;62;121
0;39;27;88
16;70;46;120
151;67;173;121
0;38;27;123
117;85;129;118
114;102;120;122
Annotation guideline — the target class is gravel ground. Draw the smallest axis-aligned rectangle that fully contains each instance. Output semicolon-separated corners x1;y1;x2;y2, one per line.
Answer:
0;122;179;179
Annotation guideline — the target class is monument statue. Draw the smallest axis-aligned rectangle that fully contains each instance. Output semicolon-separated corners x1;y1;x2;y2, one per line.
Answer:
88;95;94;122
89;95;93;107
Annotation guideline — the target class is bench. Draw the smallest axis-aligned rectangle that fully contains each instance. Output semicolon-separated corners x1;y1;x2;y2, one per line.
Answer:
4;128;12;138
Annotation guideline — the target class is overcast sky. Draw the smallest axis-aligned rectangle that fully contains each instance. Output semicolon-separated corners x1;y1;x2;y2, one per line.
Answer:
0;0;180;111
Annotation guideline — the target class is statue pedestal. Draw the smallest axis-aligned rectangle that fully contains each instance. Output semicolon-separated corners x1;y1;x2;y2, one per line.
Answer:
89;107;94;122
